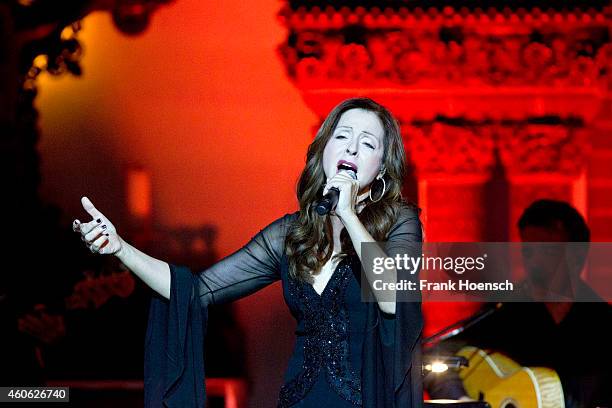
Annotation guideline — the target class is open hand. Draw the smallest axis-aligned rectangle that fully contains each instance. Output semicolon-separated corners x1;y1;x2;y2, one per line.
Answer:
73;197;123;255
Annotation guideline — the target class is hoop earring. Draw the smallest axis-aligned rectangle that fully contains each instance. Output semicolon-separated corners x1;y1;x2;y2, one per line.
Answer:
369;177;386;203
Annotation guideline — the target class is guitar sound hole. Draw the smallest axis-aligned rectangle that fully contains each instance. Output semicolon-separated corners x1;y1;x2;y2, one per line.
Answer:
499;399;518;408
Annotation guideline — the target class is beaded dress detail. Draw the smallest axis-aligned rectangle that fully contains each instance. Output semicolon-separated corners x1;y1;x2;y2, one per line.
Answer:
278;258;362;407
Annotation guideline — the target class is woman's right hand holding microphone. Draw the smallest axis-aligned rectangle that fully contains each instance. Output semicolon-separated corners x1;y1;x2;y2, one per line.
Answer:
73;196;123;256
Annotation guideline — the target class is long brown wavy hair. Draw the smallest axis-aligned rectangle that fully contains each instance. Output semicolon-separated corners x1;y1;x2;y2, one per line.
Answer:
285;97;416;282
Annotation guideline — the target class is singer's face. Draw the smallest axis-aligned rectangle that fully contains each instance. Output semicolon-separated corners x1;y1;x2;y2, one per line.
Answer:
322;108;385;194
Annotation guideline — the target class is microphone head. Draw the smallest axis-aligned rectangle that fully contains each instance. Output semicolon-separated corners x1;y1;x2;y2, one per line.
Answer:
337;161;358;180
339;168;357;180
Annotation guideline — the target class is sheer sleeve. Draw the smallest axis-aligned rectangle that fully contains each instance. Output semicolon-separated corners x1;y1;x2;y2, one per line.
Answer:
195;212;296;307
362;204;424;408
144;212;296;408
384;204;423;262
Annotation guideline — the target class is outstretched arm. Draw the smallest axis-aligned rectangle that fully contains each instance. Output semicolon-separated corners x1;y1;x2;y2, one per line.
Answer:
75;196;294;305
194;213;293;306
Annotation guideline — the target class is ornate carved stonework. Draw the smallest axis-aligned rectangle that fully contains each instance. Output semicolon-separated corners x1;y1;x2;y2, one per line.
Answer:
278;5;612;121
279;6;612;86
404;122;496;178
497;123;588;178
277;2;612;247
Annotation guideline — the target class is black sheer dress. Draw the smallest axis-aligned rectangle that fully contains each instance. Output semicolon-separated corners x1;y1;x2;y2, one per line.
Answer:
144;206;423;408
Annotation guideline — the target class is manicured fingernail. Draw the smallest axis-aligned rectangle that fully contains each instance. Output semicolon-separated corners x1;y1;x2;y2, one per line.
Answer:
96;218;101;223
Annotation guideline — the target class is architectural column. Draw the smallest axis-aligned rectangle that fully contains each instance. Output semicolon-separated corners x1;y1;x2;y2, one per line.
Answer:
405;122;495;242
497;123;588;241
404;122;495;337
588;41;612;242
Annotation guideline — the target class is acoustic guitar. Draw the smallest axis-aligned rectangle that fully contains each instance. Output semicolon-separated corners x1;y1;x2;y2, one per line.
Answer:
457;346;565;408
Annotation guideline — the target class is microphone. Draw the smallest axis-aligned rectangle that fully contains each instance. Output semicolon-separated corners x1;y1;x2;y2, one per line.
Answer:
316;170;356;215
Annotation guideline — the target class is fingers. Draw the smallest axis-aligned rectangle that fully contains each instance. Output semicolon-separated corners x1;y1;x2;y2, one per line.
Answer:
328;172;359;185
323;173;360;215
77;217;106;236
81;196;101;219
75;218;102;236
89;233;109;253
323;173;359;195
322;185;339;196
73;198;117;255
83;223;108;242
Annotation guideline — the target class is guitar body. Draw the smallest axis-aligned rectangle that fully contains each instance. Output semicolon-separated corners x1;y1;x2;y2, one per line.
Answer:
457;346;565;408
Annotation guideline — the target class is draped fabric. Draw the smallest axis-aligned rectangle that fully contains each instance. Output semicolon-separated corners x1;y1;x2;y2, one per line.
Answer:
144;207;423;407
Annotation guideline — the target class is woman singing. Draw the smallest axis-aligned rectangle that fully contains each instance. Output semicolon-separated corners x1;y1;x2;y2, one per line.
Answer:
73;97;423;407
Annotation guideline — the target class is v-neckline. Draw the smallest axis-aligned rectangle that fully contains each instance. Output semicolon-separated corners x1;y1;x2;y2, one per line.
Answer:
309;257;345;298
